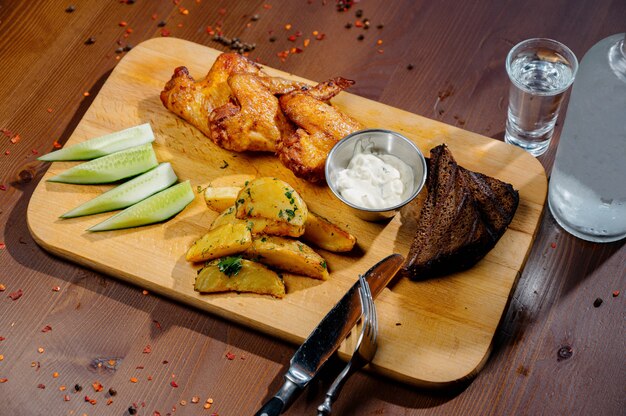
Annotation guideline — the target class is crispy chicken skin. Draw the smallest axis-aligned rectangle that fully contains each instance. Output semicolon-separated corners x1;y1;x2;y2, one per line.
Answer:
277;77;363;183
160;53;262;138
209;74;306;152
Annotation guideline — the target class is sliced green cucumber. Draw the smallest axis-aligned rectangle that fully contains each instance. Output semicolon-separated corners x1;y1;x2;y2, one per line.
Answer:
61;163;178;218
88;180;195;232
38;123;155;161
47;143;158;184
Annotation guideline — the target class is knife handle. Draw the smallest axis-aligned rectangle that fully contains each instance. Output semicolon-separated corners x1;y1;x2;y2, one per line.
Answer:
254;378;300;416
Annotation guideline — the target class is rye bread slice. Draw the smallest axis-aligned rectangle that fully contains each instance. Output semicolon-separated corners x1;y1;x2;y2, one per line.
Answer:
403;144;519;279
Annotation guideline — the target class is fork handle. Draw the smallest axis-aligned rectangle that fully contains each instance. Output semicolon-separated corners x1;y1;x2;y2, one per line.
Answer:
316;360;356;416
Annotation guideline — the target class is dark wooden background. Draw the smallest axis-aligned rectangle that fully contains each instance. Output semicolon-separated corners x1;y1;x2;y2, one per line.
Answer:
1;1;624;415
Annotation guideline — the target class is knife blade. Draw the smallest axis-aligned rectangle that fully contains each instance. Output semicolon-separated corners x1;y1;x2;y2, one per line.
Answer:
254;253;404;416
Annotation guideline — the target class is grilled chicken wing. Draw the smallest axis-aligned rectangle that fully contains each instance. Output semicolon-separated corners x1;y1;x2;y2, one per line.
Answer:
160;53;262;138
209;74;306;152
277;77;363;182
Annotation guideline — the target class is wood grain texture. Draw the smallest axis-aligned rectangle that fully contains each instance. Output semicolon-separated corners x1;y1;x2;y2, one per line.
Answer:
1;1;624;415
27;37;546;388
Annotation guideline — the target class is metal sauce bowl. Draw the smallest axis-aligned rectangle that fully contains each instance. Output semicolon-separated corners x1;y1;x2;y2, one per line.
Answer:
325;129;428;222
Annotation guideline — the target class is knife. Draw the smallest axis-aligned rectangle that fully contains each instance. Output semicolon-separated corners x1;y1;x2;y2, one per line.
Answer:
254;253;404;416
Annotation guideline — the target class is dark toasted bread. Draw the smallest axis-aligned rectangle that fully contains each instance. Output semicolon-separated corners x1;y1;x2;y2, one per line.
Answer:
403;144;519;279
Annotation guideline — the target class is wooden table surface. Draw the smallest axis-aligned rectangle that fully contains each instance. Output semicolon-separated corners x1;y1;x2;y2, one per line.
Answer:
1;1;624;415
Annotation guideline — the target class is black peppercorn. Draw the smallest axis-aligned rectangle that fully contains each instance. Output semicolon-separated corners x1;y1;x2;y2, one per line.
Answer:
357;34;364;41
84;37;96;45
108;388;117;396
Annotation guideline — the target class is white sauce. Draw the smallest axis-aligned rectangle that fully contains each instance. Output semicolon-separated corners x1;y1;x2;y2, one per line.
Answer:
335;142;414;209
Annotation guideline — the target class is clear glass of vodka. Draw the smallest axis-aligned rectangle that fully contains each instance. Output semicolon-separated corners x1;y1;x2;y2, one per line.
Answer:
505;38;578;156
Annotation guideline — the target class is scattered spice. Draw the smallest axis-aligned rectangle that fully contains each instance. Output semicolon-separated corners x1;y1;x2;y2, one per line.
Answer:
38;383;46;389
52;285;60;292
9;289;23;301
119;21;127;27
10;134;21;144
357;34;364;41
550;242;557;248
128;406;137;415
0;284;5;291
143;345;152;354
355;9;363;18
557;345;573;361
108;387;117;396
0;355;4;361
612;290;620;297
142;289;149;295
85;396;97;405
593;297;603;307
63;394;70;401
74;384;82;392
37;347;44;353
83;91;90;97
170;380;179;388
180;400;187;406
377;23;384;29
107;398;113;405
376;39;383;45
161;28;171;37
0;336;4;341
85;37;96;45
130;377;138;383
53;372;59;378
225;351;236;360
191;396;200;404
65;5;76;13
41;325;52;333
284;23;292;30
157;20;167;27
92;381;103;392
0;378;7;383
59;385;66;391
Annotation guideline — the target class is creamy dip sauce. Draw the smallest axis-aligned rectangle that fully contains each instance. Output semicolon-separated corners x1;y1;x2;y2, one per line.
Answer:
335;142;414;209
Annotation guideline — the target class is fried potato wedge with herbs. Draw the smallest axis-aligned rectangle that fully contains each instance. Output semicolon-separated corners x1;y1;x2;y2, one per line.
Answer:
234;177;308;237
186;223;252;263
210;205;272;235
194;257;285;298
303;212;356;252
244;236;330;280
204;186;241;212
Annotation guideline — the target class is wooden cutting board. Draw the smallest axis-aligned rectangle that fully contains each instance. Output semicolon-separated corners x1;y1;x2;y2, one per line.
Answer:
27;38;547;388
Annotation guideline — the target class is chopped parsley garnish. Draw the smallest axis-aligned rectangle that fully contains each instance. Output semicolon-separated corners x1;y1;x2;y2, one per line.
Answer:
278;210;284;218
217;255;243;277
320;260;327;270
285;207;297;221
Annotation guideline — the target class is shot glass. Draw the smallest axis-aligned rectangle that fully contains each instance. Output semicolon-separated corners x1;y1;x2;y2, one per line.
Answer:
504;38;578;156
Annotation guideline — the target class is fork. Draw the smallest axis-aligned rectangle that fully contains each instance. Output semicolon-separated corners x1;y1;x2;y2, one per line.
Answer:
317;274;378;416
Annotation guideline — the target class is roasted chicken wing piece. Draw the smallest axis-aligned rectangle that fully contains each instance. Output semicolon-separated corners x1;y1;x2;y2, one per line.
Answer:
277;77;363;183
209;74;307;152
160;53;262;138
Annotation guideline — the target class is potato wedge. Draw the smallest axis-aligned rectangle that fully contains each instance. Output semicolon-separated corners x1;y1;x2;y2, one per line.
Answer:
194;258;285;298
210;205;272;235
235;177;308;237
303;212;357;252
244;236;329;280
204;186;239;212
186;223;252;262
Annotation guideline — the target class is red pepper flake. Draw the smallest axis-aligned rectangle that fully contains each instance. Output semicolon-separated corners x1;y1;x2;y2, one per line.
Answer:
284;23;292;30
0;242;5;249
126;28;133;34
85;396;97;405
170;380;178;388
0;284;5;291
291;47;303;54
0;355;4;361
92;381;103;392
225;352;236;360
10;134;21;144
47;108;53;113
52;372;59;378
612;290;620;297
376;39;383;45
130;377;138;383
162;360;168;364
377;49;384;54
52;286;60;292
83;91;90;97
147;375;153;381
177;22;184;28
38;383;46;389
52;140;62;149
4;151;9;155
354;19;363;27
41;325;52;333
179;7;189;15
143;345;152;354
119;21;127;27
59;385;66;391
151;13;158;20
263;3;272;9
63;394;70;401
287;35;297;42
0;183;4;190
303;38;310;47
550;242;557;248
153;320;162;330
1;128;12;137
315;33;326;40
107;398;113;405
160;28;171;37
8;289;23;301
32;149;39;155
153;412;161;416
135;365;144;369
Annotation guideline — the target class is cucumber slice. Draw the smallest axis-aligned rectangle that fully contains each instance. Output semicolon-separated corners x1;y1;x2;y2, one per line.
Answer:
61;163;178;218
38;123;155;161
47;143;158;184
88;180;195;232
